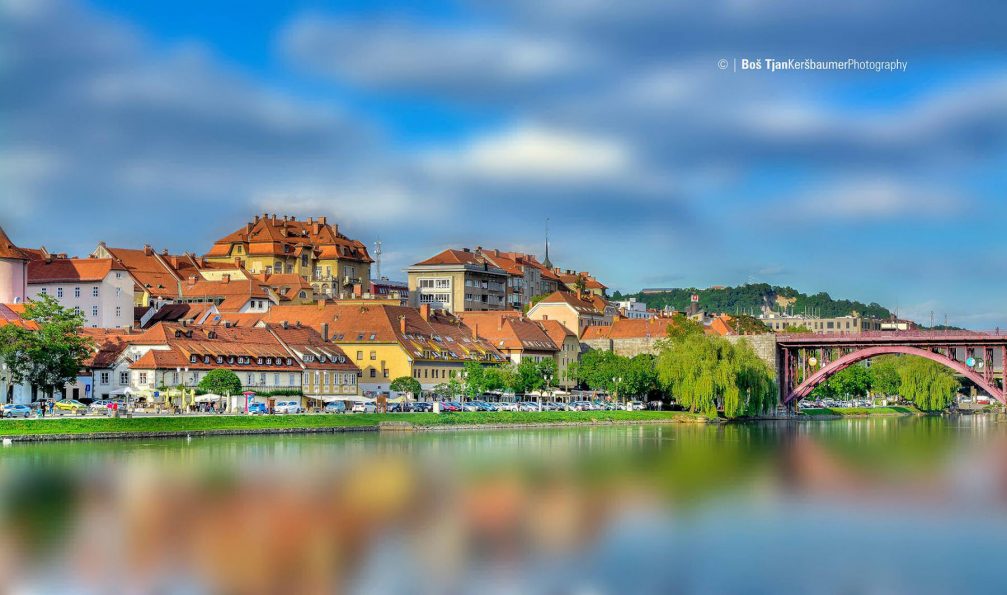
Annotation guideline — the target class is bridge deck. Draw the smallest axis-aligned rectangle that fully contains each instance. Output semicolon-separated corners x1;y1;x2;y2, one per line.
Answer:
777;331;1007;347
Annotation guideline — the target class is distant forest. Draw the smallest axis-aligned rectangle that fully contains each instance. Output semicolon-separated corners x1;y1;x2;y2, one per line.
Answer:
613;283;893;319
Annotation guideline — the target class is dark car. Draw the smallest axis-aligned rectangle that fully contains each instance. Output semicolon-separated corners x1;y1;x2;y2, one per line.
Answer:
412;402;433;413
387;402;412;413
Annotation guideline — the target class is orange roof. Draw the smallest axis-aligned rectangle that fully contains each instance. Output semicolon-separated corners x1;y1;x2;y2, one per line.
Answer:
199;312;266;328
413;249;495;267
580;318;676;341
557;270;607;290
536;318;576;345
535;291;605;315
101;246;180;298
0;226;28;261
27;257;124;283
207;215;372;263
260;304;506;363
0;304;37;329
458;311;558;352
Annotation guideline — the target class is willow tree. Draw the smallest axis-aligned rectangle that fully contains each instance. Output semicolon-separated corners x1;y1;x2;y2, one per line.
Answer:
896;357;959;411
656;334;776;418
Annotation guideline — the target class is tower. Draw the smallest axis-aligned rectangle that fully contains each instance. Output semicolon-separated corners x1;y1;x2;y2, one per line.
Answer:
542;218;553;269
0;225;28;304
374;239;383;280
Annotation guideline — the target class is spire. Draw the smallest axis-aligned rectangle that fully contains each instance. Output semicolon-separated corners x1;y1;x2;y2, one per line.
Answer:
542;218;553;269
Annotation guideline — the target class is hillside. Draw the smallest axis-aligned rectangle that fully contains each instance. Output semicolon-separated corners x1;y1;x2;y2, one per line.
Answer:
614;283;892;319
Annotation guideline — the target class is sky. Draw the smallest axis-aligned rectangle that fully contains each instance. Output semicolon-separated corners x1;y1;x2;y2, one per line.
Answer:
1;0;1006;327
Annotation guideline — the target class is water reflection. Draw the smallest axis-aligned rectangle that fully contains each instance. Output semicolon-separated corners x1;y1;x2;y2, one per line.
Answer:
1;418;1007;593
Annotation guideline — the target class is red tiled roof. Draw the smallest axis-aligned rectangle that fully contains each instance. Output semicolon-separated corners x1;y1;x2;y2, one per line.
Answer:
0;226;28;261
413;249;494;267
101;246;180;298
207;216;372;263
580;318;676;340
535;291;604;315
0;304;37;329
536;318;576;346
27;258;124;283
458;311;558;352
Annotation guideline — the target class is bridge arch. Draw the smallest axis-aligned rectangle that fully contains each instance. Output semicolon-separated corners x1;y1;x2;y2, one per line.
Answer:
785;345;1004;405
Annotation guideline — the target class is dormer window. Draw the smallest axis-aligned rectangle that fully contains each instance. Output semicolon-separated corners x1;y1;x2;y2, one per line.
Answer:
203;356;211;364
256;357;263;365
265;357;273;365
285;358;293;365
216;356;224;364
190;354;197;363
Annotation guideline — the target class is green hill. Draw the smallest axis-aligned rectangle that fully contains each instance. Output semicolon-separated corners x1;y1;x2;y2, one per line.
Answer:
614;283;892;319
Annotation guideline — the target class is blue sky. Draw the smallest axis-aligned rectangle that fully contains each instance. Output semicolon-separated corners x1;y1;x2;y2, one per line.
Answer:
2;0;1006;327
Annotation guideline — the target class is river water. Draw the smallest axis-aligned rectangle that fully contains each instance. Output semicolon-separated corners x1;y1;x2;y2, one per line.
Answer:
2;416;1006;594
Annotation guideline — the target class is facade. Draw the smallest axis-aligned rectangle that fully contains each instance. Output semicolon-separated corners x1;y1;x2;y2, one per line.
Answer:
259;303;506;396
537;319;580;388
407;249;509;313
265;323;359;401
759;314;883;334
458;311;559;365
0;225;28;305
204;214;372;299
526;291;611;336
580;317;678;358
27;257;135;328
615;298;653;319
475;249;558;311
368;278;409;306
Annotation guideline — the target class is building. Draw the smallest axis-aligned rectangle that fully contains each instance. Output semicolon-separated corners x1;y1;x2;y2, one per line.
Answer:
368;278;409;306
265;323;360;403
536;318;580;389
259;303;506;396
457;311;559;365
555;270;607;297
526;291;612;336
406;249;508;313
26;257;135;328
475;248;559;310
204;214;372;299
614;297;653;319
759;313;883;334
0;225;28;304
580;317;679;358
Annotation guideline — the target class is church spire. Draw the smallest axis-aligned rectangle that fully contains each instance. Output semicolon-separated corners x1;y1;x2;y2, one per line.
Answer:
542;218;553;269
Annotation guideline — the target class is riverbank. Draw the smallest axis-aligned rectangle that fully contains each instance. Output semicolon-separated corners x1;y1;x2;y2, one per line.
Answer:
800;406;919;418
0;410;708;442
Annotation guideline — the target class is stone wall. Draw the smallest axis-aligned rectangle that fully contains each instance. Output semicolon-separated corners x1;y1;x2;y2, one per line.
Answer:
583;333;778;373
724;333;778;371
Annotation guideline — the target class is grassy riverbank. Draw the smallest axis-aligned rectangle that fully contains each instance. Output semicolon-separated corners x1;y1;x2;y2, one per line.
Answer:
801;406;919;417
0;410;703;439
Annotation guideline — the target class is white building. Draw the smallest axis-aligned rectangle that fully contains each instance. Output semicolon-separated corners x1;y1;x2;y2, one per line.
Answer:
615;298;653;320
27;257;136;329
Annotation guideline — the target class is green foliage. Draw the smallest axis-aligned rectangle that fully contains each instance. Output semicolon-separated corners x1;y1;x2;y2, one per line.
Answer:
197;369;242;395
627;284;891;319
726;314;770;335
781;324;814;334
0;295;92;398
896;357;959;412
390;376;422;397
433;377;464;399
655;333;776;418
811;364;872;398
869;356;901;396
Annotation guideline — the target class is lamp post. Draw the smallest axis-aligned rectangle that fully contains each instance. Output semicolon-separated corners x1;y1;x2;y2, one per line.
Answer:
543;372;553;407
612;376;623;406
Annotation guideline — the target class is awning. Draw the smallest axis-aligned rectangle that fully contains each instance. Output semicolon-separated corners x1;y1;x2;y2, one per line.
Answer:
195;393;225;403
319;395;374;403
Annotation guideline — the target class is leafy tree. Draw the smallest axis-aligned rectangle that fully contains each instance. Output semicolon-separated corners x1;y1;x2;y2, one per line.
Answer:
510;359;546;394
482;366;507;392
197;369;242;395
569;349;622;391
619;355;658;399
896;357;959;411
537;358;558;387
830;364;872;398
462;361;486;397
390;376;422;397
433;377;464;399
869;356;901;396
0;295;92;400
726;314;770;335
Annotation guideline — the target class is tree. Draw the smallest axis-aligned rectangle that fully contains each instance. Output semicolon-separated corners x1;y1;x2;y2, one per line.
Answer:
781;324;814;334
390;376;422;398
869;356;901;396
537;358;558;387
510;359;546;394
619;355;658;399
433;377;464;400
897;357;959;411
197;369;242;395
831;364;872;398
0;296;92;400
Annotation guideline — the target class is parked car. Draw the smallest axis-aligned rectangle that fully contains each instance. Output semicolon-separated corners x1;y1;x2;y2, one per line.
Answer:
495;402;518;412
628;401;645;411
352;402;377;413
324;401;347;414
3;404;32;418
441;401;463;412
518;402;541;412
247;402;268;415
54;399;88;415
274;400;302;414
89;399;113;413
540;402;563;411
412;402;433;413
570;400;593;411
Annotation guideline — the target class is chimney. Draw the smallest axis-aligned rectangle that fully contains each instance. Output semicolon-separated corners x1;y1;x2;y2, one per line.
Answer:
399;315;407;334
246;223;253;233
318;216;327;225
542;315;549;321
254;215;260;223
420;304;431;321
221;275;230;284
472;323;478;340
144;245;153;256
320;322;329;342
187;274;197;285
312;223;321;235
498;316;504;331
307;217;313;224
317;298;326;309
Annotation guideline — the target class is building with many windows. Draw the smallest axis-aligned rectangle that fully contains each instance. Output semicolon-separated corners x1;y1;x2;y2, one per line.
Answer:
26;257;135;328
759;313;883;334
407;249;509;313
204;214;372;299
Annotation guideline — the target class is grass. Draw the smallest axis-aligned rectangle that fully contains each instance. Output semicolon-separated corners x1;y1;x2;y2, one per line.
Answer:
0;410;701;437
801;406;917;417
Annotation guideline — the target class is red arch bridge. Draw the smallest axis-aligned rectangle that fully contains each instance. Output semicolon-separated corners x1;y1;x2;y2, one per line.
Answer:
777;331;1007;407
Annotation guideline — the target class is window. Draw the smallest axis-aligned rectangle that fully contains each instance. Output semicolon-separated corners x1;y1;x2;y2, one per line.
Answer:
74;286;80;298
383;369;389;378
370;369;376;378
119;371;128;384
273;374;280;385
116;306;121;317
99;372;109;384
115;272;122;279
301;254;308;267
91;306;98;317
289;374;296;386
370;351;377;360
57;287;63;298
138;372;148;384
73;306;81;315
93;286;99;297
298;291;306;299
40;288;47;295
259;373;266;384
115;287;120;297
356;351;363;360
190;354;198;363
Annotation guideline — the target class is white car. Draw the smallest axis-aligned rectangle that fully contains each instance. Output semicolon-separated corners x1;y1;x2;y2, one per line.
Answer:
518;402;541;412
352;402;377;413
628;401;644;411
495;402;518;412
274;400;302;414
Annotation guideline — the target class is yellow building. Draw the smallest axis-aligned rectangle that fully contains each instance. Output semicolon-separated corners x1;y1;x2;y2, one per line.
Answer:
259;303;505;397
205;214;372;299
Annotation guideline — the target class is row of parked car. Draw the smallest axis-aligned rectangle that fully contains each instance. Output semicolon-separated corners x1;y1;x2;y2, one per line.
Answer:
246;399;648;415
799;398;875;409
2;398;129;418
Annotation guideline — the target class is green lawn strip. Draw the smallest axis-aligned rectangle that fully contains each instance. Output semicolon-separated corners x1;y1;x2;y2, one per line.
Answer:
0;410;699;436
801;406;917;417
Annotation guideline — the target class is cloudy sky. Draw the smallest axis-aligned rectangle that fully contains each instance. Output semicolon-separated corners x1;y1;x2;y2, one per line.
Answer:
2;0;1005;327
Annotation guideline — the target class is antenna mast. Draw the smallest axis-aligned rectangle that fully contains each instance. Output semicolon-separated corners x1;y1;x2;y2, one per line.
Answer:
374;239;383;280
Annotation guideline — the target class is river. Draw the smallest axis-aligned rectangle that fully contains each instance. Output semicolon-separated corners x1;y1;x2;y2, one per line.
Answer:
2;416;1006;594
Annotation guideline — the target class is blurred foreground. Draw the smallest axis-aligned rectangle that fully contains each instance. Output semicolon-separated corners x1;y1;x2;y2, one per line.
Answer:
2;417;1007;594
